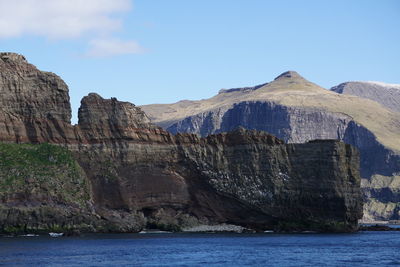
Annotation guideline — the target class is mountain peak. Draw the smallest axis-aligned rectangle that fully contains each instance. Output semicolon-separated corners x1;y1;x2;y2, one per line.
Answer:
274;71;303;81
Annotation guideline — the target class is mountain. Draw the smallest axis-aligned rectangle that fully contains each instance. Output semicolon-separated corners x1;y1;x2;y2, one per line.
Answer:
0;53;363;233
331;81;400;113
141;71;400;221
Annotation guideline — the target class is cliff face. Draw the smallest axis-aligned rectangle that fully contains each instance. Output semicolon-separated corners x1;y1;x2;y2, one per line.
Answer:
175;130;362;230
142;71;400;221
77;93;159;142
72;93;362;231
0;53;363;233
0;52;76;144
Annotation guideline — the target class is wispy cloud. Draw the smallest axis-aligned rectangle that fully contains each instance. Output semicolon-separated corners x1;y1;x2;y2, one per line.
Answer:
0;0;131;39
86;38;145;58
0;0;143;58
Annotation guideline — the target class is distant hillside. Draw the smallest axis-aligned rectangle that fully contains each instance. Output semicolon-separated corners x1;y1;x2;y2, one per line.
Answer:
142;71;400;154
331;81;400;113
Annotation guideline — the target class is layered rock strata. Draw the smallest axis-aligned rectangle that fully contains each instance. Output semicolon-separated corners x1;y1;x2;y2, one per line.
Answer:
0;53;363;233
0;52;76;144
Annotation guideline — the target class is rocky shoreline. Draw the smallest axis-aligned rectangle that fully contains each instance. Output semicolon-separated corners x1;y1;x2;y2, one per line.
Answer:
2;224;400;238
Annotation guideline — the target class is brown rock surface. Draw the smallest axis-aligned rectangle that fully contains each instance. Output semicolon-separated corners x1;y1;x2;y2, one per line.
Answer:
0;53;363;233
0;52;76;144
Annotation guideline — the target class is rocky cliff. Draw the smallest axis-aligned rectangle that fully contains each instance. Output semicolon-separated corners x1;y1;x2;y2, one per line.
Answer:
71;93;362;232
0;53;363;233
0;52;76;144
142;71;400;221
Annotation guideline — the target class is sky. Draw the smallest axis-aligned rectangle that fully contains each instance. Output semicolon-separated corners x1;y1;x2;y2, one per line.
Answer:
0;0;399;123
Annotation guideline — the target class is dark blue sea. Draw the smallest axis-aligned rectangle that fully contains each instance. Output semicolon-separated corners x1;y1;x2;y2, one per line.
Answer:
1;231;400;266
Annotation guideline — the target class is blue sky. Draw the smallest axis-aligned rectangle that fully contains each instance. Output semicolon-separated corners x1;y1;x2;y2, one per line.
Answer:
0;0;399;123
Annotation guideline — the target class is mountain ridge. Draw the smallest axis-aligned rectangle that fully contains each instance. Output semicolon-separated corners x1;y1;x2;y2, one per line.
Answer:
141;71;400;153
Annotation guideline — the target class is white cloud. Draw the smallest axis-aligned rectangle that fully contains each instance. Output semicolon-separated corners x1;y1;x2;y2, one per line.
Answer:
0;0;132;39
0;0;143;58
86;38;144;57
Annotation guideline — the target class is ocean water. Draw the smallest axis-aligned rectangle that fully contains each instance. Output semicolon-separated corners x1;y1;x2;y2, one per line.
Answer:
1;231;400;266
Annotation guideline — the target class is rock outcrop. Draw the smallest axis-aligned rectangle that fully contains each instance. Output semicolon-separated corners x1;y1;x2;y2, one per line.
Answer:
0;53;363;233
141;71;400;221
0;52;76;144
